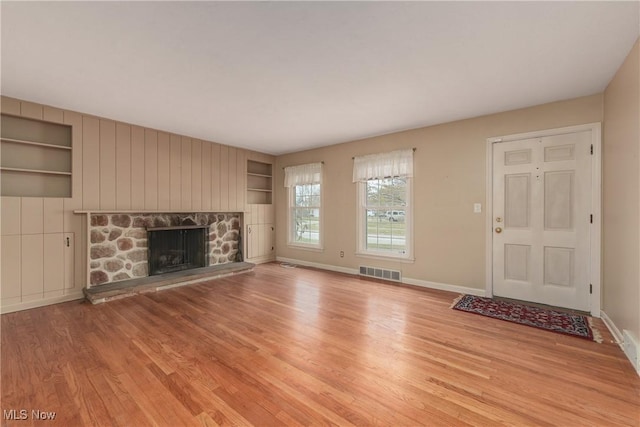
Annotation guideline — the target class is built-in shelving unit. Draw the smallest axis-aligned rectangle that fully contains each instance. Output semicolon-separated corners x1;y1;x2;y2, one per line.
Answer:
247;160;272;204
1;114;72;197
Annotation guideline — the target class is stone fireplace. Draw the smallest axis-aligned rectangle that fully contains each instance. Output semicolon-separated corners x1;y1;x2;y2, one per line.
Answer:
89;213;241;287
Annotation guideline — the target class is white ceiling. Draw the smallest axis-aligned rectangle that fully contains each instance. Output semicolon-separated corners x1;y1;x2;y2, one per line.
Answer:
1;2;638;155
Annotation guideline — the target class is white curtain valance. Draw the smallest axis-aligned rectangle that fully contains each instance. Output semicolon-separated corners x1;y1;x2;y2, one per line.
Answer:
352;149;414;182
284;162;323;187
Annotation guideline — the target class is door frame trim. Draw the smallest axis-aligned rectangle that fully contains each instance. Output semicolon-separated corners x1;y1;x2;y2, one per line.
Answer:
485;123;602;317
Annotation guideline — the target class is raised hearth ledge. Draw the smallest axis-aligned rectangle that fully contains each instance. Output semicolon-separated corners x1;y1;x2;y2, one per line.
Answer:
84;262;255;304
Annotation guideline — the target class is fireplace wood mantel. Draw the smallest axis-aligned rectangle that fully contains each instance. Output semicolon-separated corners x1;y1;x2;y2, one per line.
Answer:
75;209;248;214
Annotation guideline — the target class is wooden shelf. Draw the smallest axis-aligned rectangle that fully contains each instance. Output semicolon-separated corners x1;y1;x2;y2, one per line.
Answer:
247;160;272;176
1;137;72;150
247;160;273;205
247;190;273;204
0;167;72;176
1;114;72;197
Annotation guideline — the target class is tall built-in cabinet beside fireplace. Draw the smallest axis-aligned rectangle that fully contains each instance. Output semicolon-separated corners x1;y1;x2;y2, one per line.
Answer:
0;102;79;312
245;158;276;263
0;95;276;313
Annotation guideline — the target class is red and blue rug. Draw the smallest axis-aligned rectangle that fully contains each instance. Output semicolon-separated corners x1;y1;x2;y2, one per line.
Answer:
451;294;602;342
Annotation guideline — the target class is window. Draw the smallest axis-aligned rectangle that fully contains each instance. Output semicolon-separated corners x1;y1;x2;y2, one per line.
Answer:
353;149;413;259
290;183;321;246
284;162;323;249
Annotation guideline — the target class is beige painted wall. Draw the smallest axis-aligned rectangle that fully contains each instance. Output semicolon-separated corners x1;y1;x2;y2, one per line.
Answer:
0;96;274;312
275;94;603;290
603;39;640;340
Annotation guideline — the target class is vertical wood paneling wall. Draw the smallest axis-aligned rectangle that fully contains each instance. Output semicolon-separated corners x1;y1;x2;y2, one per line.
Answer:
1;96;274;313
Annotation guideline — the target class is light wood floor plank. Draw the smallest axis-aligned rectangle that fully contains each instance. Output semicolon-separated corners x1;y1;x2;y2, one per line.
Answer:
2;263;639;426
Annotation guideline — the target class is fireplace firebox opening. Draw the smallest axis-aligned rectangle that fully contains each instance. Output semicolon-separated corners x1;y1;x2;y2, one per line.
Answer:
147;226;209;276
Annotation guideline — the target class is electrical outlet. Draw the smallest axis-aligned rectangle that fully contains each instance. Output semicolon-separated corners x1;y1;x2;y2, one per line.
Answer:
473;203;482;213
340;251;344;258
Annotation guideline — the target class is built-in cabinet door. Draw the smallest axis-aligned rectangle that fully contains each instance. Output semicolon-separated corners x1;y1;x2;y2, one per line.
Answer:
1;232;74;304
42;232;74;294
246;224;275;260
261;224;275;256
43;234;64;292
1;235;21;302
247;224;259;259
64;232;75;290
21;234;44;299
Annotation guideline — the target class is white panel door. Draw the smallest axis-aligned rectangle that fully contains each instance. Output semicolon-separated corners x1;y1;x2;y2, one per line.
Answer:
492;131;592;311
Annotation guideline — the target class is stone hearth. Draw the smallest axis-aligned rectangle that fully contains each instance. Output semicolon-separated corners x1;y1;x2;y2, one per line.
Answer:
84;262;255;304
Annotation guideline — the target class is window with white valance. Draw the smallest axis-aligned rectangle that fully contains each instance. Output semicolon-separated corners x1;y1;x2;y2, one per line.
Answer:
284;162;323;187
353;149;414;260
284;162;323;249
352;149;414;182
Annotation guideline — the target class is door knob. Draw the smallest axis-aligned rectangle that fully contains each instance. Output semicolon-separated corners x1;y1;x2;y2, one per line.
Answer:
495;227;502;234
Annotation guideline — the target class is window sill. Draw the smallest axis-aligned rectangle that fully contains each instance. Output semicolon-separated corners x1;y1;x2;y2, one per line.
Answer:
287;243;324;253
355;252;415;263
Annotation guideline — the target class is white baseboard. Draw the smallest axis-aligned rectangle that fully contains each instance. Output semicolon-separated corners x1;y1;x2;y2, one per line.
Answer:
276;257;359;275
1;292;85;314
622;329;640;375
402;277;486;297
601;310;640;376
275;256;485;296
600;310;623;343
247;256;276;265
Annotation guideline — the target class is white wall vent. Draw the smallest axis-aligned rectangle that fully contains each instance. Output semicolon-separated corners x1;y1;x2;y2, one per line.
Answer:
359;266;401;282
622;330;640;373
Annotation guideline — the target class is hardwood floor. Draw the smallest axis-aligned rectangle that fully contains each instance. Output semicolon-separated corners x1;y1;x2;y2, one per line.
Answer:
2;263;639;426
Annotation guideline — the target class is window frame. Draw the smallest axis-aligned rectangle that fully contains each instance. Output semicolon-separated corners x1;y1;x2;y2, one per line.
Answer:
287;181;324;251
356;176;414;261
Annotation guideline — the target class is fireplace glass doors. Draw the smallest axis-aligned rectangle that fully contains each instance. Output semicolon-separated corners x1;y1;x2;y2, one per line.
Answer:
147;226;208;276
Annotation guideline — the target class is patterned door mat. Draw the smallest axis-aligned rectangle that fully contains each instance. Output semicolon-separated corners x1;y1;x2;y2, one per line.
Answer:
452;294;602;342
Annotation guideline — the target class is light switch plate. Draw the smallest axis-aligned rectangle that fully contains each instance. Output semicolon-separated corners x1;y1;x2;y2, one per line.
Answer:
473;203;482;213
